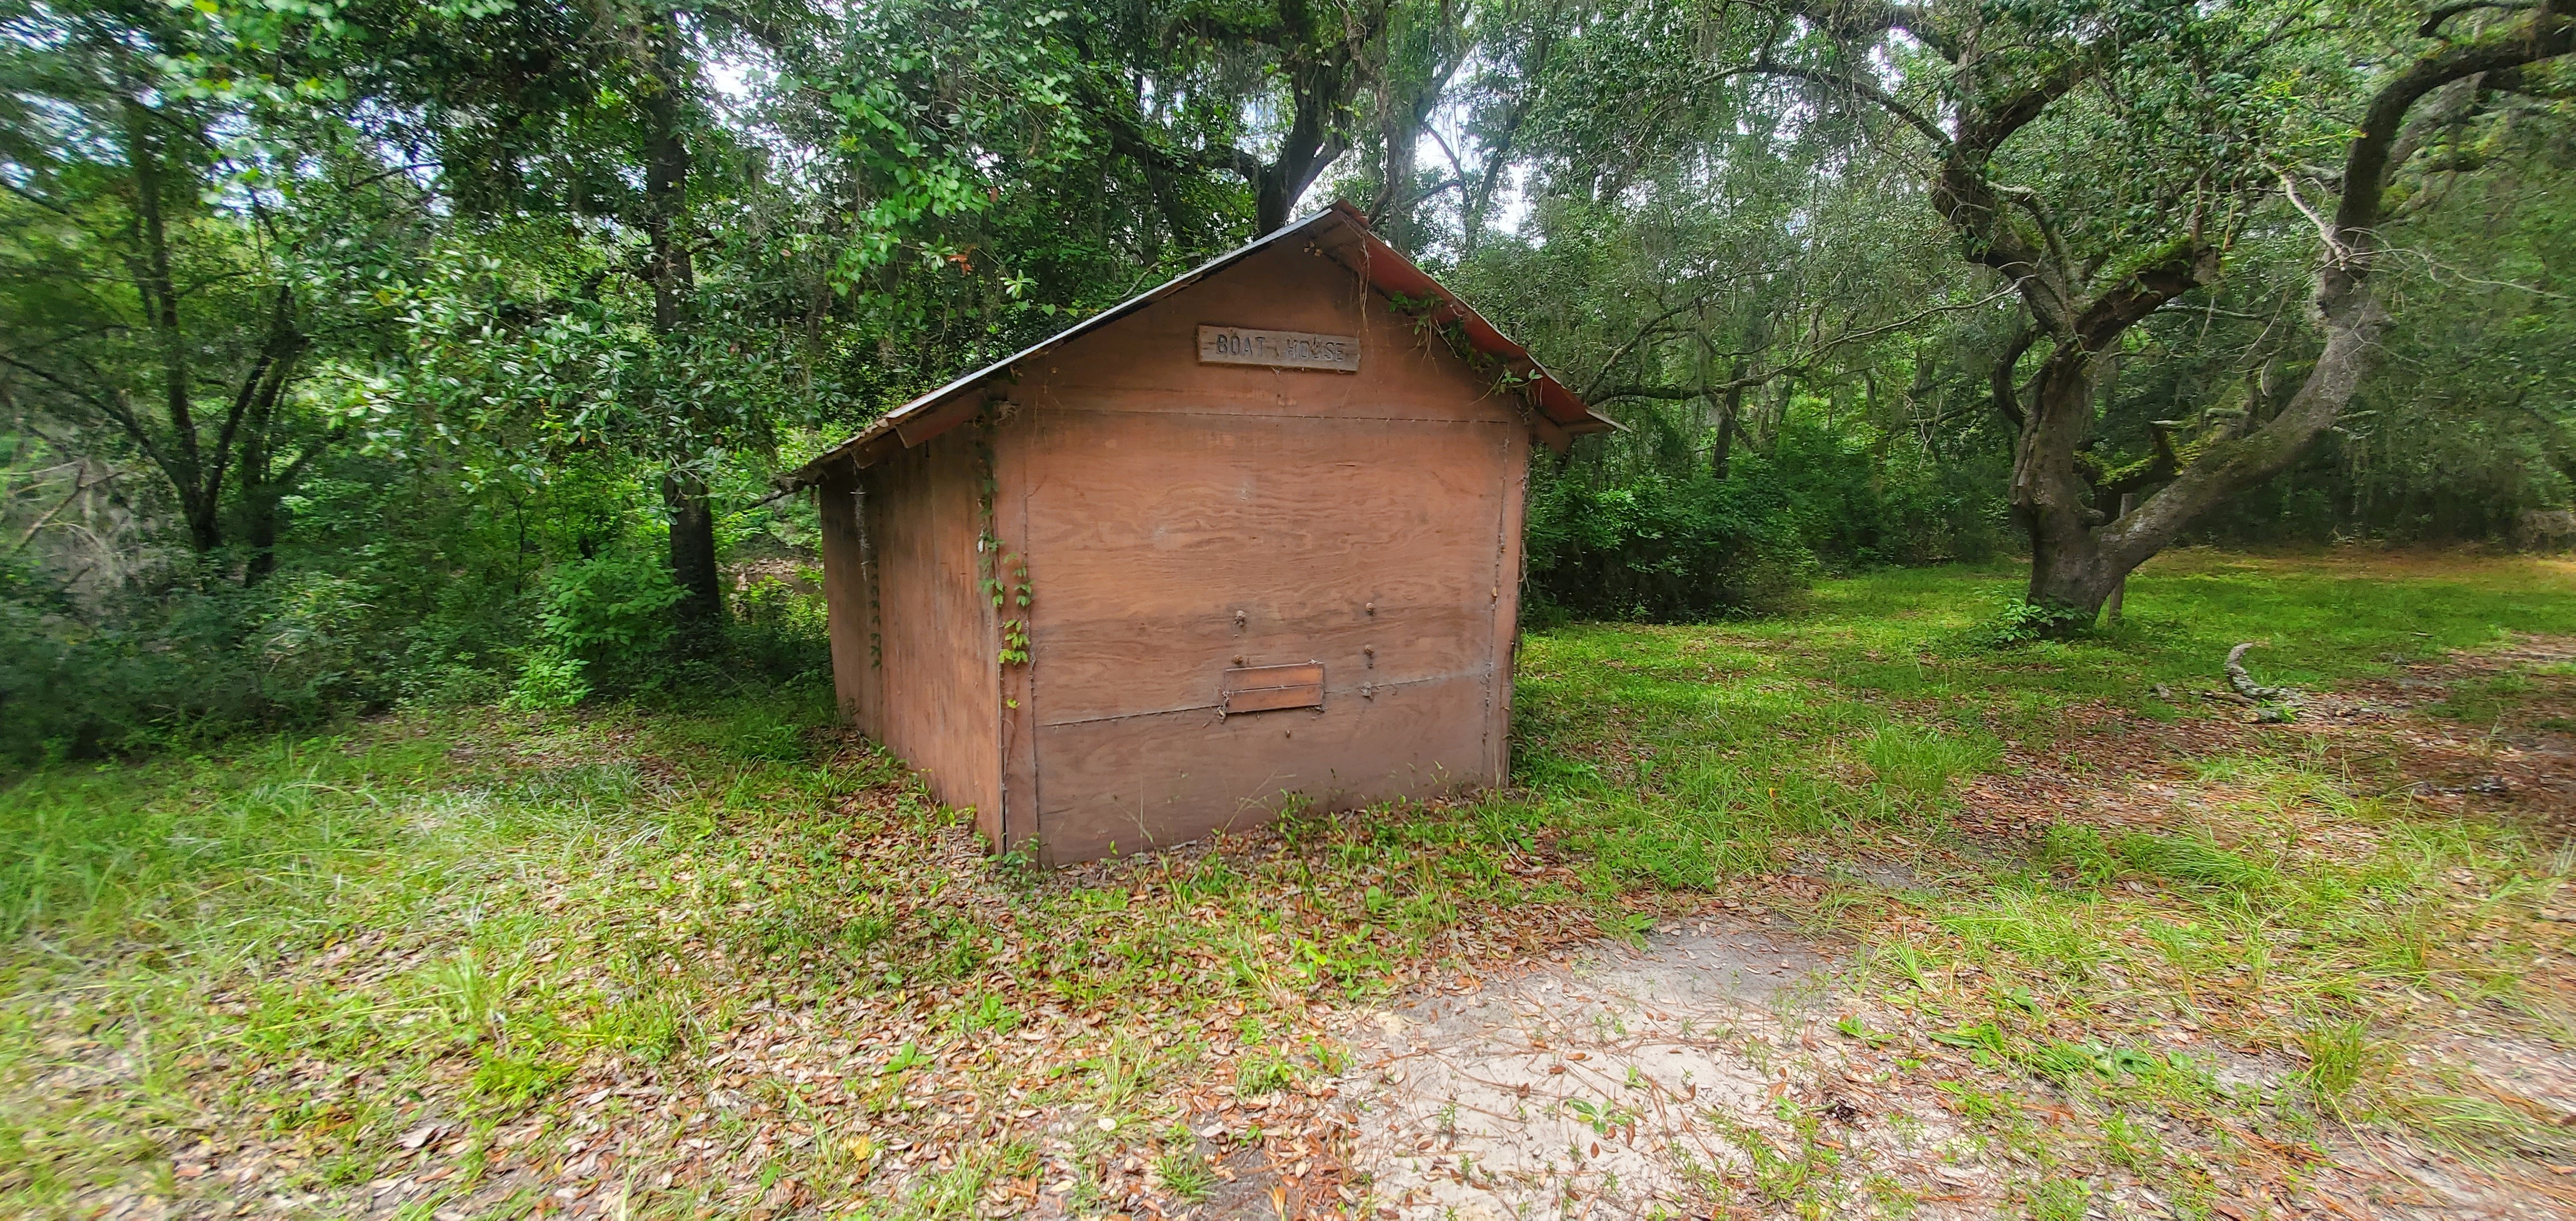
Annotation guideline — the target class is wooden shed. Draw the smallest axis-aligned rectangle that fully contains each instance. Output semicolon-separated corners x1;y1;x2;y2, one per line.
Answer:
784;203;1613;865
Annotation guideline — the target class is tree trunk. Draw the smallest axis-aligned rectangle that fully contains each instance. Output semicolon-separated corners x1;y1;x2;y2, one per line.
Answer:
643;17;722;632
2014;268;2400;630
2012;343;2124;619
1251;12;1363;235
664;469;721;630
1711;359;1747;479
122;99;220;554
1253;74;1328;235
235;341;301;583
1375;86;1420;250
2104;493;2138;623
1253;169;1294;236
1751;1;2574;634
2006;7;2574;629
1371;11;1462;255
243;493;281;583
2100;283;2393;569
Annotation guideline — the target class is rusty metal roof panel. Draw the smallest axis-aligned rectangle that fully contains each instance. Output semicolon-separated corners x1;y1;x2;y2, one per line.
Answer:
1313;201;1613;437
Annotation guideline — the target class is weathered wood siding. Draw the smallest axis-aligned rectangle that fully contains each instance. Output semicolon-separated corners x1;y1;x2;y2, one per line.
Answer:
996;239;1530;865
861;431;1001;839
816;471;881;739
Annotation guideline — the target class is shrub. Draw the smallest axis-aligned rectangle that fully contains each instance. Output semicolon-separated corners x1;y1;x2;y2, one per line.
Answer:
727;568;831;684
1981;598;2097;645
1762;422;2007;569
504;649;591;711
1523;470;1814;622
534;551;683;694
0;553;363;763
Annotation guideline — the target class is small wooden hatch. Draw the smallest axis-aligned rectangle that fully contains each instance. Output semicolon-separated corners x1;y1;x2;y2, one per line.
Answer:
1221;663;1326;714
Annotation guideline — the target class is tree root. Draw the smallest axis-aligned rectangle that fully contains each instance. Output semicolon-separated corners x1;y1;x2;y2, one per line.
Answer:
2226;642;2290;702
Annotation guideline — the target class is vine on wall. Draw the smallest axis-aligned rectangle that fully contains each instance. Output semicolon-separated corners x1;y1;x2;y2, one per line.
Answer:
974;406;1034;707
860;484;884;671
1387;291;1547;428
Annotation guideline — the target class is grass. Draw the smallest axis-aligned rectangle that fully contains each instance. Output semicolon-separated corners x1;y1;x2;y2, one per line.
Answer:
4;546;2575;1218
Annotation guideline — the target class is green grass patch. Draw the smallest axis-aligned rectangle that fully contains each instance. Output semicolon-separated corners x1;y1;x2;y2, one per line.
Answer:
8;551;2576;1213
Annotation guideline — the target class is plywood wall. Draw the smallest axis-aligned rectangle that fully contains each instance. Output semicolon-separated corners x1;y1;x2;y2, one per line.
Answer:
861;430;1001;838
998;238;1530;865
815;471;881;739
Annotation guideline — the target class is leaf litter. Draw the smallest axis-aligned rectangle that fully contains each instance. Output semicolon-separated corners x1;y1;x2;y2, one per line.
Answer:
7;633;2576;1219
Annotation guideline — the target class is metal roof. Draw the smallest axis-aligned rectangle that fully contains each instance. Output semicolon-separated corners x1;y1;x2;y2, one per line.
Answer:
783;201;1613;487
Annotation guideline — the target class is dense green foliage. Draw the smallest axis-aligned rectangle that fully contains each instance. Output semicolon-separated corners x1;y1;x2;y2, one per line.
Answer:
3;0;2572;760
1524;423;2004;621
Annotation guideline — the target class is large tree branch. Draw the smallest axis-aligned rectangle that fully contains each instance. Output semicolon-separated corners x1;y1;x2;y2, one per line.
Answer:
1593;287;2018;407
1734;58;1951;148
1460;25;1552;248
0;353;137;439
266;423;348;491
204;286;300;514
0;351;182;500
2072;239;2222;353
2418;1;2536;37
1953;55;2091;157
1736;15;2088;329
1779;0;1956;58
1933;86;2092;329
120;98;202;501
2101;1;2575;573
1592;384;1715;404
1991;323;2037;432
1997;186;2077;285
10;468;120;555
2335;2;2574;252
2384;75;2484;172
1580;291;1745;399
1071;67;1264;188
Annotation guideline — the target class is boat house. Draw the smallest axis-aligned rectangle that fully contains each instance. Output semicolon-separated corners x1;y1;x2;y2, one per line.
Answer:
783;203;1613;865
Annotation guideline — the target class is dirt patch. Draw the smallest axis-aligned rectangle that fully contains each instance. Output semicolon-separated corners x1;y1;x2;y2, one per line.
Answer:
2338;635;2576;834
1336;916;2018;1219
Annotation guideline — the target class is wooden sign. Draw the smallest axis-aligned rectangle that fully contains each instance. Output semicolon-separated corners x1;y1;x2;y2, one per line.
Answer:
1197;325;1361;373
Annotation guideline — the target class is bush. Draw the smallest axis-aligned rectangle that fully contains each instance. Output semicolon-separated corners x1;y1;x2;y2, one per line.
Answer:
1523;470;1814;621
1980;598;2097;646
1761;422;2007;570
1;438;840;765
504;649;591;711
726;567;831;684
0;554;347;763
533;550;683;694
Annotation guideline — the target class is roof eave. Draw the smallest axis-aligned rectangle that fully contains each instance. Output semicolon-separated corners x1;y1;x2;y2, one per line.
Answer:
784;205;1612;488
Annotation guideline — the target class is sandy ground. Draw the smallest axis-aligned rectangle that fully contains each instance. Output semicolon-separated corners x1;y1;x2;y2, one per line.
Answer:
1336;917;2016;1220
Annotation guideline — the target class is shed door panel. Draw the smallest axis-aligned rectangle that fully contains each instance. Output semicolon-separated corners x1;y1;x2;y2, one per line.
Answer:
1019;408;1513;862
1033;674;1491;864
1020;409;1511;726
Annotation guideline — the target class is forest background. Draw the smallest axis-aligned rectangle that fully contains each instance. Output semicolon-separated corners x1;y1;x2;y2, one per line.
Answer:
4;0;2573;764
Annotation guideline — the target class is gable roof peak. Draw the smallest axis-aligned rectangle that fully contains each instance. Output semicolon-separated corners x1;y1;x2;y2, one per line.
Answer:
784;202;1611;487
